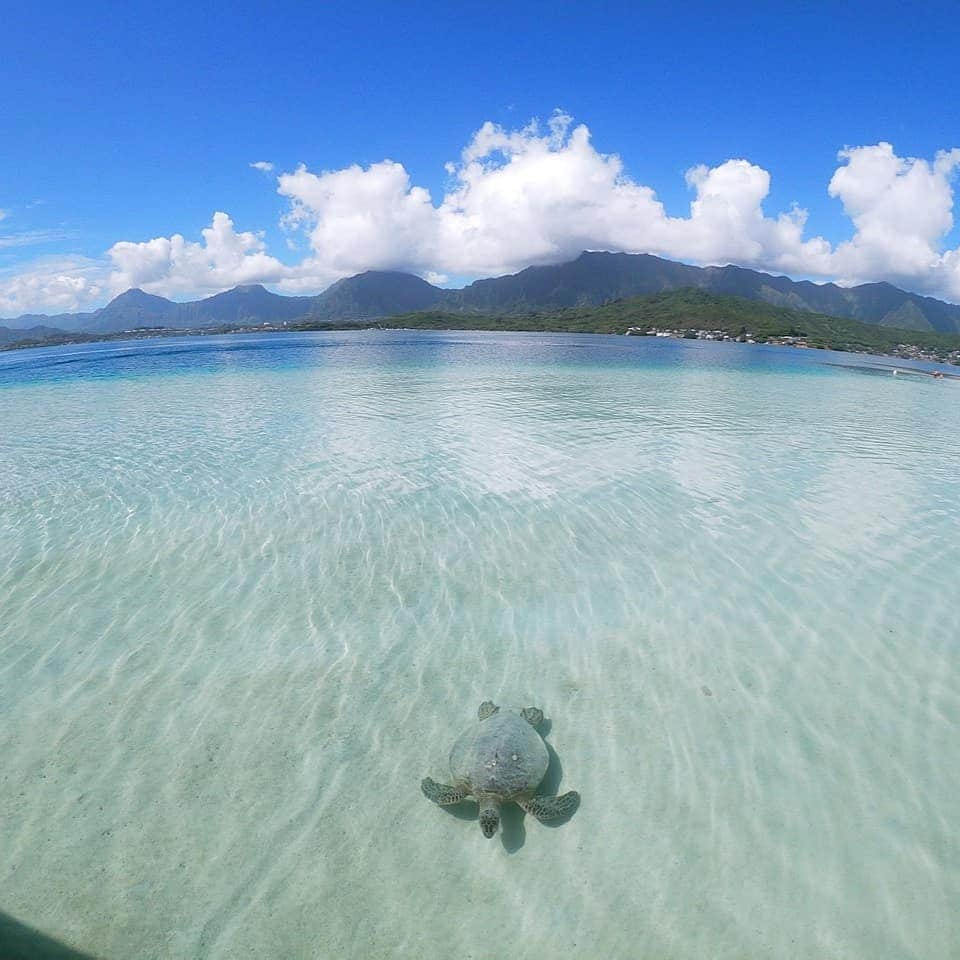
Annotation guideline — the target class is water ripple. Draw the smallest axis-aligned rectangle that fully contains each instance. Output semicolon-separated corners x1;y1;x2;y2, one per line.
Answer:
1;332;958;959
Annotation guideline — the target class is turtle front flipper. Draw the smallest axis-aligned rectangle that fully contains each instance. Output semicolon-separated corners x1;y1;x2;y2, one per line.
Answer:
478;700;500;720
421;777;468;805
518;791;580;821
521;707;543;726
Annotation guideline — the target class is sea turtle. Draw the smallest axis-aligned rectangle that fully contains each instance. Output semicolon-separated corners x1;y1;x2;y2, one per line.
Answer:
421;700;580;839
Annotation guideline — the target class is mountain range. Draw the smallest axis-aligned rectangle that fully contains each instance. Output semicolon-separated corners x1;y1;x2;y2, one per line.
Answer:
4;252;960;342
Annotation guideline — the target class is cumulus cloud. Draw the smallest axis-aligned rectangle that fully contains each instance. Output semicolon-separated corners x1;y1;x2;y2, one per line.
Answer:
276;112;833;280
278;160;438;275
3;114;960;316
106;212;293;298
0;256;104;316
828;143;960;298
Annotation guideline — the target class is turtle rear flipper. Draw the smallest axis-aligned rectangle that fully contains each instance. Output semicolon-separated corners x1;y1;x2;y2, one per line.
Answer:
478;700;500;720
421;777;468;805
518;791;580;821
521;707;543;726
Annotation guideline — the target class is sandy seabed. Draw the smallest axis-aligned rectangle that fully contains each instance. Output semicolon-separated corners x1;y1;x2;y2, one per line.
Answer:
2;332;958;958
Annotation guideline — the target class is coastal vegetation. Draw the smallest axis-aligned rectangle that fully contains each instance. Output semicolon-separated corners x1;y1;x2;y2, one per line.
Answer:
315;289;960;363
5;289;960;365
7;251;960;340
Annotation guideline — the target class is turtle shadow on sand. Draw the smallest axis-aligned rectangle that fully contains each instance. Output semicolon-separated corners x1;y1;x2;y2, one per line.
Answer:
0;910;96;960
498;743;579;853
422;701;581;854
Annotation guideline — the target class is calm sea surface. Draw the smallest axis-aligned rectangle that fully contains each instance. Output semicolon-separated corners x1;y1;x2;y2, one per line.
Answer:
1;331;958;959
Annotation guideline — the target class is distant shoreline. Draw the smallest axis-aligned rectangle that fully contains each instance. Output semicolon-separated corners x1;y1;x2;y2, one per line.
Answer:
2;319;958;378
0;289;960;366
5;289;960;372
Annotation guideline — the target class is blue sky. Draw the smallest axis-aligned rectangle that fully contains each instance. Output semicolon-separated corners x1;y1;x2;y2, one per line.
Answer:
2;0;960;314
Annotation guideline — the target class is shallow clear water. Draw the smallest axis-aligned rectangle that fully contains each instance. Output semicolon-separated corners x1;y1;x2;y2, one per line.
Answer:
2;331;958;959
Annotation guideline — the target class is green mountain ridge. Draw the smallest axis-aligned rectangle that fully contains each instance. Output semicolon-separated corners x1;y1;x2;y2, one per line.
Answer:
361;289;960;358
7;289;960;366
4;252;960;345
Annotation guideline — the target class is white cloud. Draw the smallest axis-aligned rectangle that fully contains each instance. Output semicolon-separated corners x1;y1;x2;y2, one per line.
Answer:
277;160;438;275
828;143;960;299
3;115;960;316
0;209;7;222
0;256;104;316
277;112;833;280
0;227;77;249
106;212;293;298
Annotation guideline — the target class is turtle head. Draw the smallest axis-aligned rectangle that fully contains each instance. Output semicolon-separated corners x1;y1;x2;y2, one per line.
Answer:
478;799;501;838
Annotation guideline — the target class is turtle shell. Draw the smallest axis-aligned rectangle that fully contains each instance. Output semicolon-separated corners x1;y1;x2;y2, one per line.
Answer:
449;710;549;799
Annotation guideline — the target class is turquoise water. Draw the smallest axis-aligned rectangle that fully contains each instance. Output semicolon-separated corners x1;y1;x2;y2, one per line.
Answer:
1;331;958;959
